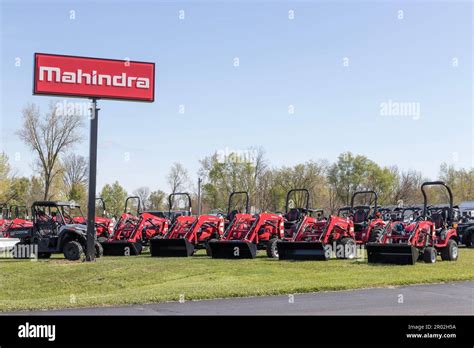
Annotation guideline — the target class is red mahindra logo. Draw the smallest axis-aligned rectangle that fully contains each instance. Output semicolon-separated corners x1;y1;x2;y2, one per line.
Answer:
33;53;155;102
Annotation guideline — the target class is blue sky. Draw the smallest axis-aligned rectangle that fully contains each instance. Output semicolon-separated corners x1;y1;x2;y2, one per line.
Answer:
0;0;472;194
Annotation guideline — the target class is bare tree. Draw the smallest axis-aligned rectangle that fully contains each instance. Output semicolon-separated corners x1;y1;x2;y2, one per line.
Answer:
167;162;190;194
17;103;83;199
62;154;88;192
133;186;151;210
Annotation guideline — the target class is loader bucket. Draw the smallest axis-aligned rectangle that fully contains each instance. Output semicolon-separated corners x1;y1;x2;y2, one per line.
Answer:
208;240;257;259
277;241;329;261
150;238;195;257
101;241;142;256
366;243;419;265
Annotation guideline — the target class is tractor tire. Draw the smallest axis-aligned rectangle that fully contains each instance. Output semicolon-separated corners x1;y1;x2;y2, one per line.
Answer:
205;239;218;256
369;226;384;242
38;252;51;259
135;242;143;255
337;237;357;259
440;239;458;261
63;241;85;261
422;247;437;264
266;238;279;258
95;241;104;258
98;237;108;244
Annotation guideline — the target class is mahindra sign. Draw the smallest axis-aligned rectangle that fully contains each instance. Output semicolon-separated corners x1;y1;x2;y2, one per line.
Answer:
33;53;155;102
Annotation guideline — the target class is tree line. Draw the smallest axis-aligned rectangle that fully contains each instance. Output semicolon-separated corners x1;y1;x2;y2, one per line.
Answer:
1;103;473;217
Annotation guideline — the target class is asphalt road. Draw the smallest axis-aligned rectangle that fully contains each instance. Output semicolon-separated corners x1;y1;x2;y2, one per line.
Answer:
5;281;473;315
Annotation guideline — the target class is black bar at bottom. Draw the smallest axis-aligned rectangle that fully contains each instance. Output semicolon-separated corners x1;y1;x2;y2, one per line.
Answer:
0;315;471;346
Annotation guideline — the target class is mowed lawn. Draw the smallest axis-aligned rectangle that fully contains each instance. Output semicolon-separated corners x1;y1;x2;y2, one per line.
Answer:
1;248;474;312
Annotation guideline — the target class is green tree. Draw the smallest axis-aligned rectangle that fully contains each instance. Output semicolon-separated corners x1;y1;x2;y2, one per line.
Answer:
327;152;397;207
439;163;474;203
7;177;31;206
99;181;128;218
0;152;12;201
149;190;167;210
198;147;267;213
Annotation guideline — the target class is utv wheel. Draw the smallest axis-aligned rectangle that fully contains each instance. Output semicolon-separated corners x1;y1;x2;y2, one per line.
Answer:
337;238;356;259
440;239;458;261
369;226;384;242
63;241;85;261
38;252;51;259
95;241;104;258
266;238;279;258
205;239;218;257
423;247;437;264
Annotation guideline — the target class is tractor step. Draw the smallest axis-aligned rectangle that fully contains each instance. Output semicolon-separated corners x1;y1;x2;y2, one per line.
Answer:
101;241;142;256
277;241;329;261
208;240;257;259
366;243;419;265
150;238;195;257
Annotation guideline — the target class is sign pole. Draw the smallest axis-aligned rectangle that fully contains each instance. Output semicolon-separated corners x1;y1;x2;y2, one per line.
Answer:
86;98;99;262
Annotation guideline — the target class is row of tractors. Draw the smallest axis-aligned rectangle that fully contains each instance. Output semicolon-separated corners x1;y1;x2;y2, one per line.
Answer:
0;181;471;265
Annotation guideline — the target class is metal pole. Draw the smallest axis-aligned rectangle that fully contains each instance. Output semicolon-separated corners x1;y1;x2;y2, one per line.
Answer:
197;177;202;215
86;98;99;261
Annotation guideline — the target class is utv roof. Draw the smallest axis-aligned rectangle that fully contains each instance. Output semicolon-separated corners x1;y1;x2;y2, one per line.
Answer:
32;201;82;208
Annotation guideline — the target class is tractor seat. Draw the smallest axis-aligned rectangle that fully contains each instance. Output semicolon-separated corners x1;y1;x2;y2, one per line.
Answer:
227;210;240;222
284;208;301;229
435;228;447;240
431;213;445;229
353;209;368;224
286;208;301;222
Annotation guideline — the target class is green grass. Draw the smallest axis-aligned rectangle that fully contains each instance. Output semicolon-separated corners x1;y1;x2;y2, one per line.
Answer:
1;248;474;312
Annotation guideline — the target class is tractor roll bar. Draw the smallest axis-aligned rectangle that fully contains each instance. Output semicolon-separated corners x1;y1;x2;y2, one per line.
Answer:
421;181;454;224
351;190;378;213
227;191;250;215
285;189;310;213
96;197;106;212
124;196;142;214
168;192;192;214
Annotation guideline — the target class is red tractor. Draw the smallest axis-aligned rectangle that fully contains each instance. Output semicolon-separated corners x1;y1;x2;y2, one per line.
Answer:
367;181;459;265
150;192;249;257
73;198;114;239
1;205;33;237
350;190;386;244
278;189;357;260
101;196;169;256
208;192;285;259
